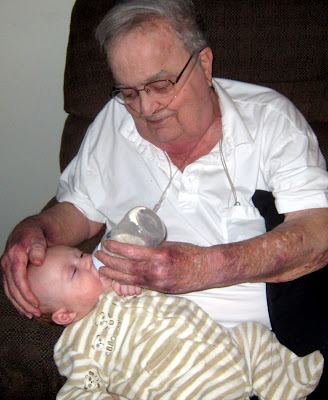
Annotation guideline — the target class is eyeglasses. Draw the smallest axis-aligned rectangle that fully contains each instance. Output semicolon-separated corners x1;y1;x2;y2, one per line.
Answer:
111;53;196;106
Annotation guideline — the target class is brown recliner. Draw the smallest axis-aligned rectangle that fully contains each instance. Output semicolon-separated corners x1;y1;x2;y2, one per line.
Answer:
1;1;327;399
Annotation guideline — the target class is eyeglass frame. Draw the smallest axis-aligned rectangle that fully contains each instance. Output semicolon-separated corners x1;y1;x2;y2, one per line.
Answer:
111;52;197;105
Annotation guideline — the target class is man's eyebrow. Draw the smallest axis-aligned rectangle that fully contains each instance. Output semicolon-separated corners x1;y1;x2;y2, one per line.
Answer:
114;69;168;88
145;70;167;83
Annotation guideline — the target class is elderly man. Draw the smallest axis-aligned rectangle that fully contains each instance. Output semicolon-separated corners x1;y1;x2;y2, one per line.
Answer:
2;0;328;333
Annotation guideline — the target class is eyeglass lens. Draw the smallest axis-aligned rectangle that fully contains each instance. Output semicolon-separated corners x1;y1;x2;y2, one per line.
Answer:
112;52;196;105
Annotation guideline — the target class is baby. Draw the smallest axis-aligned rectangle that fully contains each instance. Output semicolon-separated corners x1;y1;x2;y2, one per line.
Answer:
27;245;323;400
27;244;141;325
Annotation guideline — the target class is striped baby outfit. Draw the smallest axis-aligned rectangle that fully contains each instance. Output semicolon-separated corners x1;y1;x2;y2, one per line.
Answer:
55;289;323;399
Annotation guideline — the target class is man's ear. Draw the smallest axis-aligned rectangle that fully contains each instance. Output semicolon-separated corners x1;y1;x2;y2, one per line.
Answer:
199;47;213;87
52;309;77;326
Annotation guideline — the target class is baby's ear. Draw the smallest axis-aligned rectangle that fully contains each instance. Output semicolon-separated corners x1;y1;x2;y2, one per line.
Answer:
52;309;77;325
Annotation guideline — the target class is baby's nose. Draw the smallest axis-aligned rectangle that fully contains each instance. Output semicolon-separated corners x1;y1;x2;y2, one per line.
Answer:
81;254;93;269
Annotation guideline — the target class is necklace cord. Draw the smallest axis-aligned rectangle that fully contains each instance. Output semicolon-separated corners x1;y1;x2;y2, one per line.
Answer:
219;136;240;206
153;133;240;213
152;151;177;213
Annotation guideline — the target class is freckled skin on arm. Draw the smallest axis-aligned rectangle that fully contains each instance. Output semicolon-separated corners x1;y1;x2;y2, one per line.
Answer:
208;208;328;285
97;208;328;293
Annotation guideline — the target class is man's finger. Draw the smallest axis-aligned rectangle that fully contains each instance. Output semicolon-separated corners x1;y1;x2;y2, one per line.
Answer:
28;238;47;266
3;276;39;318
99;265;140;286
102;240;152;261
13;260;40;307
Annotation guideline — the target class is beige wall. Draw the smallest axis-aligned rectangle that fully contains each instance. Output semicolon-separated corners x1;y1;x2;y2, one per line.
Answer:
0;0;76;253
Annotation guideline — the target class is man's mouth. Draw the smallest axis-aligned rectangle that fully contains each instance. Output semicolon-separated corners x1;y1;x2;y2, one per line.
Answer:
146;115;171;127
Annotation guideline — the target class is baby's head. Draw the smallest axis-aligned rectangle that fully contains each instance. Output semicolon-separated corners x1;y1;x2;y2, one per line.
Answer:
27;245;112;325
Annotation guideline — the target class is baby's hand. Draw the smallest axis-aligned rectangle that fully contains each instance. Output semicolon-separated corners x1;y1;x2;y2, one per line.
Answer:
112;281;142;296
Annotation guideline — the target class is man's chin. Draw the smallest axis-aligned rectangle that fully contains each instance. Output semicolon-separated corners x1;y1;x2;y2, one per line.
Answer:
147;123;184;145
148;130;183;147
135;117;185;148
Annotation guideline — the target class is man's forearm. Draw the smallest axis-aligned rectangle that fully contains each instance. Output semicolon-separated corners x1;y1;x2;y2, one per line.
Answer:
209;208;328;286
91;208;328;294
25;201;102;247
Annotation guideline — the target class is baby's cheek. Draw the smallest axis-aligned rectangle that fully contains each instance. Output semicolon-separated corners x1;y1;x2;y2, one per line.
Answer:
100;275;113;291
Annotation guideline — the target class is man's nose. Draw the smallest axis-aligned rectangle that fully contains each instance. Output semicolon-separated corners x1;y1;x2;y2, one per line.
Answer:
138;91;162;117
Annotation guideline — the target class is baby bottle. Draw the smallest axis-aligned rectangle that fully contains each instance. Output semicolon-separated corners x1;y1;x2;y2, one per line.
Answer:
92;206;166;269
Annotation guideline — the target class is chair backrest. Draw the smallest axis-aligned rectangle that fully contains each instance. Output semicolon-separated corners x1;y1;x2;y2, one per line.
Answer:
61;0;328;171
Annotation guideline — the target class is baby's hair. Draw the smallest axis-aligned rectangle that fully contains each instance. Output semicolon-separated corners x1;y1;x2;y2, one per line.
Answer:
31;296;58;325
33;312;57;326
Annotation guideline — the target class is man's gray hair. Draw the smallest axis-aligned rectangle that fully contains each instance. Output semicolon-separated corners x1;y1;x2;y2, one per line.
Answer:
95;0;209;56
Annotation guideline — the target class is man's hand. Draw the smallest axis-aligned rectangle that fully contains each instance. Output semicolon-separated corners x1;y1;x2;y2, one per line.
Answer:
1;217;47;318
95;208;328;294
1;202;102;318
96;240;216;294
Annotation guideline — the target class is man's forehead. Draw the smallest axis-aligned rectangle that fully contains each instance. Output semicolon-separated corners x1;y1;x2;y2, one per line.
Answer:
109;40;187;86
108;18;187;82
120;16;178;45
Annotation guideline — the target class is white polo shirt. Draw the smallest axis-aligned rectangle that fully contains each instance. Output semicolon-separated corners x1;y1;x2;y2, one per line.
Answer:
57;78;328;328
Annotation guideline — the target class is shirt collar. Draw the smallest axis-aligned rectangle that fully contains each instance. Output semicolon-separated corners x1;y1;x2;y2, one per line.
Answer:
212;78;254;150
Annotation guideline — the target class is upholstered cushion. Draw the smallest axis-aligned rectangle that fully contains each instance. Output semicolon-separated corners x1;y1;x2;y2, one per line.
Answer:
0;279;66;399
1;1;327;399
